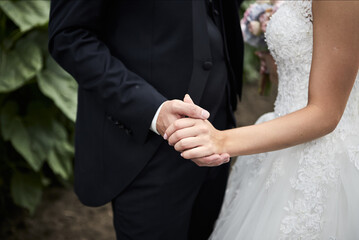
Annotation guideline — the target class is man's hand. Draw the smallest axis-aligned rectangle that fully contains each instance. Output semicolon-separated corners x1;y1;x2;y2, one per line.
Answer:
161;94;230;167
156;94;210;137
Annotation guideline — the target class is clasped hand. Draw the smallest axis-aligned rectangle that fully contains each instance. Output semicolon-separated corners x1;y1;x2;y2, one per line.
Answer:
162;95;230;167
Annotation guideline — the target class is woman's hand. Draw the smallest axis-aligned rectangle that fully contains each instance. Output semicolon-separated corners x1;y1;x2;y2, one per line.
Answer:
165;117;230;167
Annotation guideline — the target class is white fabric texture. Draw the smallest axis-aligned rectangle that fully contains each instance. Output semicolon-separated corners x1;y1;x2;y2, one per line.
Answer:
150;102;164;135
210;1;359;239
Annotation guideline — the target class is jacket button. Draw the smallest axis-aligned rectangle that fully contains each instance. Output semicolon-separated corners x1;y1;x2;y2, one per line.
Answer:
202;61;213;71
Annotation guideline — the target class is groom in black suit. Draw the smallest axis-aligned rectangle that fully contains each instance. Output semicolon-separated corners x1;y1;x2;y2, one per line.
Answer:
49;0;244;239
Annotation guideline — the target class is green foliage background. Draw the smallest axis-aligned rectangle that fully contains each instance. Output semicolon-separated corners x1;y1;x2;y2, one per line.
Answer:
0;0;77;216
241;0;261;84
0;0;259;216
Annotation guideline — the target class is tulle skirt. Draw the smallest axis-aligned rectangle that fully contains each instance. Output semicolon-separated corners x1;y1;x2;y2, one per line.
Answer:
210;112;359;240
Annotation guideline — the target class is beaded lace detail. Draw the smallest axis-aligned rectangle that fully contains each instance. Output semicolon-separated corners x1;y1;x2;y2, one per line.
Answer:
293;0;313;22
279;136;341;239
264;0;359;238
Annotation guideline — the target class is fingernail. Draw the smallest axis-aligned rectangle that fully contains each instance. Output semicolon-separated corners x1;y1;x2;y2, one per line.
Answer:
163;133;167;140
201;110;210;119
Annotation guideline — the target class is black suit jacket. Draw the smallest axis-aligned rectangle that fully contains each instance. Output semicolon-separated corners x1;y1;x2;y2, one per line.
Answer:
49;0;243;206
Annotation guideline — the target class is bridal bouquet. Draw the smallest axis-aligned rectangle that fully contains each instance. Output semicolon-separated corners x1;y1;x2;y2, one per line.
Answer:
241;0;282;95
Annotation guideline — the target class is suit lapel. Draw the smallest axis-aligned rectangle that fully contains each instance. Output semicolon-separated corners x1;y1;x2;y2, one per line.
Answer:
187;0;212;104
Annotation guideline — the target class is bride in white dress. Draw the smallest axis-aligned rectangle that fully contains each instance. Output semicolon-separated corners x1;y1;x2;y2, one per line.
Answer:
164;0;359;239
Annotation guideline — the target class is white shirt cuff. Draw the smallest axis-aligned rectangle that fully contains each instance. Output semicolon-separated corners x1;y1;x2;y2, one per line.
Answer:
150;102;165;135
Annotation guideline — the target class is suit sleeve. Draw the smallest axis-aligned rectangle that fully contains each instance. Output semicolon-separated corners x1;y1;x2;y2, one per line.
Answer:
48;0;166;144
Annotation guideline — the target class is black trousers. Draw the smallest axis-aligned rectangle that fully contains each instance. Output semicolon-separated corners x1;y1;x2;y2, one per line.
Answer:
111;99;231;240
112;142;230;240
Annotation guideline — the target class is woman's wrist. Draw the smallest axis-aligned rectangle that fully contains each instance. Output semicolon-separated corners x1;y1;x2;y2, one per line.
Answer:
216;130;229;157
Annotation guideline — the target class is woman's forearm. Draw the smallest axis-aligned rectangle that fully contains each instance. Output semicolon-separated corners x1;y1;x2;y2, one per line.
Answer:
166;0;358;166
221;104;339;157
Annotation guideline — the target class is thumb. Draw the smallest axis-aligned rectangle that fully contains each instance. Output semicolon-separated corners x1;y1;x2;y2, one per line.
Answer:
183;94;194;104
183;94;207;117
176;101;210;120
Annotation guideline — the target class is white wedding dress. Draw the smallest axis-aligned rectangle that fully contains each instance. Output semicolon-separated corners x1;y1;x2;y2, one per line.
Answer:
210;1;359;239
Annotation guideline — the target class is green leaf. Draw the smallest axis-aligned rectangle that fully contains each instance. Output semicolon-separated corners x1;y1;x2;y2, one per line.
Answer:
0;101;18;140
47;121;73;180
24;101;57;164
0;102;44;171
47;148;70;180
11;117;43;171
0;37;43;92
0;0;50;32
21;101;74;177
0;93;6;106
11;171;42;215
26;30;49;53
37;57;78;122
51;118;68;141
1;100;74;173
41;175;51;187
243;43;260;83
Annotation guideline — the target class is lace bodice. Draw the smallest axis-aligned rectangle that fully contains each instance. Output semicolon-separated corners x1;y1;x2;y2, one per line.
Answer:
210;2;359;239
265;0;359;135
264;1;359;238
